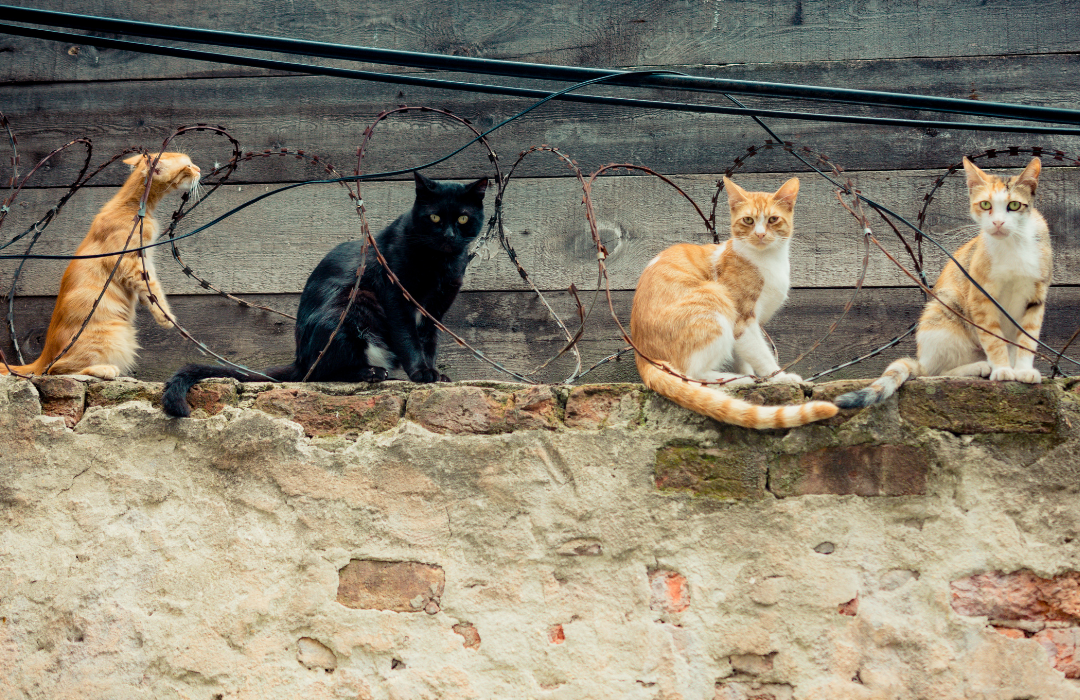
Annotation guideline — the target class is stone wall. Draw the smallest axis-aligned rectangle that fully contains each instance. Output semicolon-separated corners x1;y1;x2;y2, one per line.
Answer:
3;374;1080;699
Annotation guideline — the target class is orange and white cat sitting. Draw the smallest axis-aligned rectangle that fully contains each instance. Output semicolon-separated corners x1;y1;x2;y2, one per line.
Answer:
1;152;200;379
630;176;838;429
835;156;1050;409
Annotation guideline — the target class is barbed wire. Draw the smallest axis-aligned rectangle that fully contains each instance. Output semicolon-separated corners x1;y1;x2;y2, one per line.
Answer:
0;107;1077;388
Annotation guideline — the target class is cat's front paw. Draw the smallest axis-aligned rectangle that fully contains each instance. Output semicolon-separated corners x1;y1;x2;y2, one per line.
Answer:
408;367;442;383
989;366;1017;382
770;372;803;384
81;365;120;380
358;366;388;382
155;315;175;328
1013;368;1042;384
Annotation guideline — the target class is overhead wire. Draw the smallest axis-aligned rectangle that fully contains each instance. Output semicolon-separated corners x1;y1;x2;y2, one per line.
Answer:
3;6;1080;128
2;23;1079;135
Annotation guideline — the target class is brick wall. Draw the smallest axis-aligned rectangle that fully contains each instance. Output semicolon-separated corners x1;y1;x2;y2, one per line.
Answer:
3;375;1080;699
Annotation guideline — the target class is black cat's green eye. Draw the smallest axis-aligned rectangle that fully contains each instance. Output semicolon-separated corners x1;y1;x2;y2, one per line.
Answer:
457;215;469;224
1007;201;1022;211
767;216;779;224
429;214;441;223
742;216;754;225
979;201;992;210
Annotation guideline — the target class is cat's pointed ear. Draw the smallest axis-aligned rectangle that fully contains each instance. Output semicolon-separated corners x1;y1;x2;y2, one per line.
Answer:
962;156;991;189
1014;156;1041;196
773;177;800;208
123;153;148;170
414;171;438;193
723;176;749;207
466;178;488;199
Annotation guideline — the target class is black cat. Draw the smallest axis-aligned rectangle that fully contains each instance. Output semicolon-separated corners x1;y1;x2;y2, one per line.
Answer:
162;172;488;418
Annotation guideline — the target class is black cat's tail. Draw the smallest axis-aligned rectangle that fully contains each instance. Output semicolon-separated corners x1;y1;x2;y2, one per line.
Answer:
162;363;298;418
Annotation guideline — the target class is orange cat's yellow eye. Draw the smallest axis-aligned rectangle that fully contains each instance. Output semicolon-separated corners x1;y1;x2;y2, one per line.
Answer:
1007;201;1022;211
978;201;991;210
430;214;441;223
767;216;779;224
742;217;754;225
457;215;469;224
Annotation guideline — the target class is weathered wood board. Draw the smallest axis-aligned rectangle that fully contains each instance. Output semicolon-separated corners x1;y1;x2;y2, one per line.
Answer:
4;168;1077;296
2;0;1077;82
3;53;1080;186
3;287;1078;384
3;0;1077;391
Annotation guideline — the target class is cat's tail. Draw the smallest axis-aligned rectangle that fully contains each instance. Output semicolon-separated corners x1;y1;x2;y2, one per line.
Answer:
833;357;921;409
162;362;297;418
0;357;48;376
636;357;838;429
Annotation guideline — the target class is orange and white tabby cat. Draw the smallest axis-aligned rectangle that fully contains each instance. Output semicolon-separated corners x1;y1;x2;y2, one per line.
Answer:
835;156;1050;409
1;152;200;379
630;176;838;429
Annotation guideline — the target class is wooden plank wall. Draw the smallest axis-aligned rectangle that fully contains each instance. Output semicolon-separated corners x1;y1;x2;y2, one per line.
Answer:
1;0;1078;383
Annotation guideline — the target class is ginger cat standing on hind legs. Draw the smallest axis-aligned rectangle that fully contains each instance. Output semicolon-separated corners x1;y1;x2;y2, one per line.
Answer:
1;152;200;379
836;156;1050;409
630;176;838;429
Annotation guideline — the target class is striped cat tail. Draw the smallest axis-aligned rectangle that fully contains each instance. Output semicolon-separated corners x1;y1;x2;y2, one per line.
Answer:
636;357;838;429
833;358;920;409
0;356;50;376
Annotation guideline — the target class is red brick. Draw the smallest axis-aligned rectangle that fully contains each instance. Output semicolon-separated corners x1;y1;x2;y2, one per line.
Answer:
255;388;402;436
950;570;1080;622
452;622;481;650
336;560;444;613
511;385;561;430
838;596;858;616
405;385;558;434
32;376;85;428
186;381;238;417
564;384;644;429
548;624;565;644
1034;627;1080;678
993;626;1027;639
771;445;929;497
649;569;690;613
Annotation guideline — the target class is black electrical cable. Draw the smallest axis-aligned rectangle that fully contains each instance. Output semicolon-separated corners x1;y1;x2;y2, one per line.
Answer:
4;23;1080;136
4;5;1080;127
